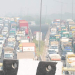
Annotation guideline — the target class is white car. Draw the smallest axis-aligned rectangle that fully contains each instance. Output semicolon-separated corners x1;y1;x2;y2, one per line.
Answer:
0;38;5;45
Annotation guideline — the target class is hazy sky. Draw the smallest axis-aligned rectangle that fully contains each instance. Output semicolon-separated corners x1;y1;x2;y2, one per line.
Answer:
0;0;75;16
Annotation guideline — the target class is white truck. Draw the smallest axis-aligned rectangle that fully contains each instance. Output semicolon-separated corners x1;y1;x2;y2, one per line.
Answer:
49;41;59;52
2;29;8;36
50;28;57;34
3;47;14;59
0;20;3;26
16;31;25;41
20;39;29;43
48;54;61;61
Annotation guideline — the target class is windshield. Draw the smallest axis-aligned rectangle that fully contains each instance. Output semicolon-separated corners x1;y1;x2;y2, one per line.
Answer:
9;36;15;38
0;42;2;44
5;21;8;23
48;50;57;54
4;54;13;58
3;31;7;32
0;39;3;40
51;46;58;49
8;42;14;44
62;51;67;55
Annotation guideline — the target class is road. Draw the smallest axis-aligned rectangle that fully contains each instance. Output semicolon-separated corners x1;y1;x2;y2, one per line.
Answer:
41;25;66;68
41;25;50;61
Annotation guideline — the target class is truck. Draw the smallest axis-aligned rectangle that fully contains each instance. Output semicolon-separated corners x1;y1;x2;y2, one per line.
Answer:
52;19;60;25
4;20;9;27
0;46;2;59
0;19;3;27
19;40;29;43
16;31;25;41
3;47;14;59
50;28;57;34
18;43;36;59
11;22;17;29
49;41;59;52
60;26;67;34
61;38;72;51
66;54;75;75
8;35;15;42
19;20;28;35
48;54;61;61
61;32;72;39
9;28;16;35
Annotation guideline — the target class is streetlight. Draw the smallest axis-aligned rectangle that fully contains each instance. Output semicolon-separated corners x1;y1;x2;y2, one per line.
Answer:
39;0;42;51
72;0;73;20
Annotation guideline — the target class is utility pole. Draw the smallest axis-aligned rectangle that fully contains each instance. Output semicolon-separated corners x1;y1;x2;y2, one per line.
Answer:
61;2;63;20
60;2;63;28
72;0;73;20
45;5;47;24
39;0;42;51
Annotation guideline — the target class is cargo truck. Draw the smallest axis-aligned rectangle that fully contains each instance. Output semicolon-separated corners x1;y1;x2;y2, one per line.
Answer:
3;47;14;59
19;20;28;35
18;43;36;59
61;38;72;51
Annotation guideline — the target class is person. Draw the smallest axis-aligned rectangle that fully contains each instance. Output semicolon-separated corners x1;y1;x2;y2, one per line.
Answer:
32;36;33;40
27;36;30;42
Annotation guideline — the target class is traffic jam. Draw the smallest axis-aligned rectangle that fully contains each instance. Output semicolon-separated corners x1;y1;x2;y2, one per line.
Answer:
0;17;36;60
46;19;75;73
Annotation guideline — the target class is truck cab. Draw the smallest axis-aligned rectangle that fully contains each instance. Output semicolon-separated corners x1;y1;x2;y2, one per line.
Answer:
4;53;14;59
3;47;14;59
49;46;59;53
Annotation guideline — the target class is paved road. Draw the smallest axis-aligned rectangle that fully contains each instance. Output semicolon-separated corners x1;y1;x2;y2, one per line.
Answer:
41;25;50;61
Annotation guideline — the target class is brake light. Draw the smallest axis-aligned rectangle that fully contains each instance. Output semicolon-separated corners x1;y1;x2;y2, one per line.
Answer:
51;59;61;61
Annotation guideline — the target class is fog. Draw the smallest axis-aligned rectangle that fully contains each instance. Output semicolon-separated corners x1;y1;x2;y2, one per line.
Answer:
0;0;75;21
0;0;74;16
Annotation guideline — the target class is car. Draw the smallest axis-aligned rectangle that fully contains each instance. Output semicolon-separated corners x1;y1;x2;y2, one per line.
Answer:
16;47;22;52
46;49;57;58
61;50;67;60
64;46;72;52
